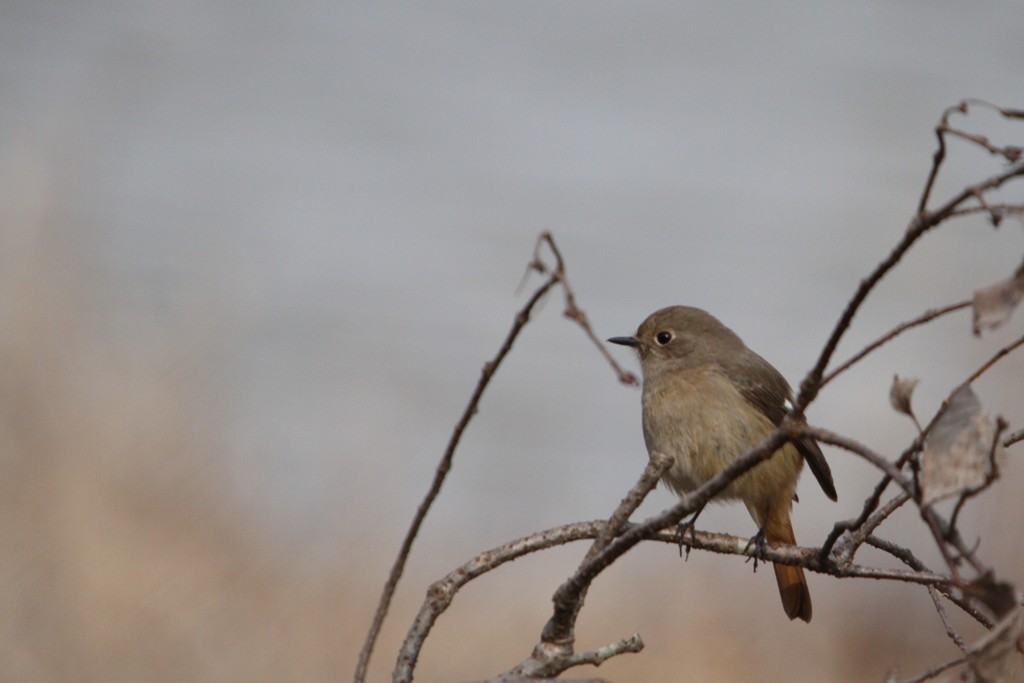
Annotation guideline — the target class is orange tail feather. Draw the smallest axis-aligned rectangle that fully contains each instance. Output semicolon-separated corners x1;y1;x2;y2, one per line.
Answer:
764;507;812;622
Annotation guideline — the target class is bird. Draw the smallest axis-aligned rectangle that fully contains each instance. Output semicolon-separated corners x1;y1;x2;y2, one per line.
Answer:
608;305;837;622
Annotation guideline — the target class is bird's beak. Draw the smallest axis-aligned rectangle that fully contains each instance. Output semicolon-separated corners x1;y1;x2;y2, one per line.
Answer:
607;336;640;348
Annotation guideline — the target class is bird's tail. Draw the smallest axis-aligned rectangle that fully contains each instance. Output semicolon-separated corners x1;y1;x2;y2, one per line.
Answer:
764;509;812;622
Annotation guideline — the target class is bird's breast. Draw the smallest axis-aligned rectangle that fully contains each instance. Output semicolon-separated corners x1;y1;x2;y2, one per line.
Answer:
640;364;791;500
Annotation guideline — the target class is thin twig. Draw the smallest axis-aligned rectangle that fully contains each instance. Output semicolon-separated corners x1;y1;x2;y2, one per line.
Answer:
927;586;972;656
821;300;971;388
801;425;914;495
821;466;905;561
831;492;911;563
917;98;1024;214
900;654;970;683
561;634;645;668
865;535;993;628
962;335;1024;387
917;101;965;216
948;203;1024;220
940;125;1023;163
535;232;638;386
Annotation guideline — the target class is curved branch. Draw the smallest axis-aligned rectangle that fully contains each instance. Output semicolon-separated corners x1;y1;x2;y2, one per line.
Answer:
393;521;607;683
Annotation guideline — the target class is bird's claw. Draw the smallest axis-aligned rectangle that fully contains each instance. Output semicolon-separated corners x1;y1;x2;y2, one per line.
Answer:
743;525;769;572
676;505;705;560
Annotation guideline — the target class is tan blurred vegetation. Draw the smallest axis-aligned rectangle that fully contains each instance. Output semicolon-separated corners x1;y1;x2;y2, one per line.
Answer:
0;159;365;681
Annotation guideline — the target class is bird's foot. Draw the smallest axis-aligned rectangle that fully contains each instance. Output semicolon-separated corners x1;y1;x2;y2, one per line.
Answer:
676;503;706;560
743;524;769;572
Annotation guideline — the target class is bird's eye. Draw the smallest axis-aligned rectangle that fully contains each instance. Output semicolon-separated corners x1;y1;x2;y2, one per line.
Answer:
655;331;673;345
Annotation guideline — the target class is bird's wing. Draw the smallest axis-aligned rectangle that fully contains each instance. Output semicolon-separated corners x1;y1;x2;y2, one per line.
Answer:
725;355;838;502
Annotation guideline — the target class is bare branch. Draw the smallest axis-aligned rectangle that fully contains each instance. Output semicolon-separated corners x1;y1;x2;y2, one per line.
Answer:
498;430;789;681
643;527;952;587
927;585;972;657
900;655;971;683
355;262;563;682
821;300;971;389
961;334;1024;387
563;634;645;667
917;101;965;216
801;425;914;495
865;535;994;628
534;232;639;386
379;103;1024;682
919;98;1024;214
940;125;1023;163
591;453;673;558
359;232;625;683
393;521;607;683
514;635;644;681
948;203;1024;226
831;492;911;563
796;119;1024;413
515;453;672;678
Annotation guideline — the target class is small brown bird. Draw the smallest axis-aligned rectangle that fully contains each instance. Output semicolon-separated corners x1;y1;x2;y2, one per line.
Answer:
609;306;837;622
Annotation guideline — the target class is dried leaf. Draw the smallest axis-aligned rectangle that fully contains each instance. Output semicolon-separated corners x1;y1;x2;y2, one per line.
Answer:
973;258;1024;335
921;386;1003;504
963;572;1018;619
889;374;919;418
959;606;1023;682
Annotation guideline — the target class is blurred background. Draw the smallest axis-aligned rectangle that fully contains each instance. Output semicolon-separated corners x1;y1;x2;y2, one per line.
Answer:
2;2;1023;681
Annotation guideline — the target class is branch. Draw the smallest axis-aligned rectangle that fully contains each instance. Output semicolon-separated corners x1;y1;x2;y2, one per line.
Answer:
642;528;951;587
530;430;788;672
355;261;562;682
796;116;1024;413
529;232;638;387
866;535;994;628
829;492;911;564
381;102;1024;683
820;300;971;389
900;655;971;683
918;98;1024;214
358;232;623;682
591;452;674;558
393;521;607;683
504;454;672;679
